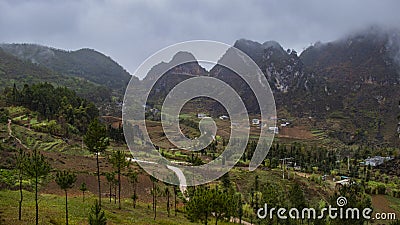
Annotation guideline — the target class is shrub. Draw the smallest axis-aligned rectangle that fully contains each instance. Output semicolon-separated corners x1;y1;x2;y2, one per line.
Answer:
377;184;386;195
88;200;107;225
392;189;400;198
0;108;9;123
365;186;372;194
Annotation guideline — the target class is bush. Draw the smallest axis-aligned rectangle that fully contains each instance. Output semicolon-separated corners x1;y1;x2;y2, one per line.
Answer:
88;200;107;225
377;184;386;195
0;108;9;123
0;169;17;188
310;174;321;184
365;186;372;194
32;120;63;135
392;189;400;198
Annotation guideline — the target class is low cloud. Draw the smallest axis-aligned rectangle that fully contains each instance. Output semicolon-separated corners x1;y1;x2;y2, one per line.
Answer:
0;0;399;78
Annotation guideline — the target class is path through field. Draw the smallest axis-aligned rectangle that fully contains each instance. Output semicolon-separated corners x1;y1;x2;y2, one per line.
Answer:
128;158;189;199
7;119;28;149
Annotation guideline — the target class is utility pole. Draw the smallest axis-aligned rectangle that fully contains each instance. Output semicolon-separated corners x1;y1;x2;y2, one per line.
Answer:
279;157;293;179
347;157;350;172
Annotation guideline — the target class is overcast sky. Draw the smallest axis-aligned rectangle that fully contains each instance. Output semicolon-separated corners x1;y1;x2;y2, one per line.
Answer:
1;0;400;78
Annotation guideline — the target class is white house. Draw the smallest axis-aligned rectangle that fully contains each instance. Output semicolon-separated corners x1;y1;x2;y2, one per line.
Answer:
197;113;207;118
365;156;392;167
219;115;229;120
268;126;279;134
335;179;350;187
252;119;260;125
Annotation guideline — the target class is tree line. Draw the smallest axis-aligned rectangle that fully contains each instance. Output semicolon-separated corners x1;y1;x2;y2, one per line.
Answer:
3;82;98;134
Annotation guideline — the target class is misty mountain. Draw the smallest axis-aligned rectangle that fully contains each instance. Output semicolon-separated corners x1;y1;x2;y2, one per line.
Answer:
296;26;400;146
143;26;400;146
0;48;111;103
143;51;208;107
208;38;308;116
0;43;133;94
2;26;399;145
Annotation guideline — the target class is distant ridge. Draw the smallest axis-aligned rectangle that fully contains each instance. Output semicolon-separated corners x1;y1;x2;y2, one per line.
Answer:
0;43;135;94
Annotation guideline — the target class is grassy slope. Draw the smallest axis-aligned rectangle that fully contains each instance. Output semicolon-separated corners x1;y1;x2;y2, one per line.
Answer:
0;190;208;225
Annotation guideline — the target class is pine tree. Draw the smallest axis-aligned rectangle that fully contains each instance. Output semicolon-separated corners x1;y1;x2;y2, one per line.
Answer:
55;171;77;225
212;188;233;225
173;185;179;216
127;170;138;208
329;184;372;225
220;173;231;192
84;119;109;206
80;182;88;202
254;175;260;192
164;185;171;217
15;148;26;220
12;83;19;105
236;193;244;224
24;149;51;225
185;187;212;225
109;150;129;209
88;200;107;225
289;183;306;209
150;175;159;220
105;172;115;203
113;178;118;204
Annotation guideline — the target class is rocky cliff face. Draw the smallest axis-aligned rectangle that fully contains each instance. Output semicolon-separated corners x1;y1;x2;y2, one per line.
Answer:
232;39;306;93
142;26;400;146
143;51;208;107
298;27;400;145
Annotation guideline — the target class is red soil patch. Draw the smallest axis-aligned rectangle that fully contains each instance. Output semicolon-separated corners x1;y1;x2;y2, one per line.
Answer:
278;126;315;140
101;116;122;129
371;195;398;214
41;173;154;203
39;152;157;203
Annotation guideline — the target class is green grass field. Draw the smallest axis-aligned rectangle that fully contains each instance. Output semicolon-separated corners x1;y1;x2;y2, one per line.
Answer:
387;195;400;212
0;190;236;225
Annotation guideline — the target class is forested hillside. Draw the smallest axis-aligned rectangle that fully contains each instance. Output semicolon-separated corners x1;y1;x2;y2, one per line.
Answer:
0;44;135;95
0;48;111;103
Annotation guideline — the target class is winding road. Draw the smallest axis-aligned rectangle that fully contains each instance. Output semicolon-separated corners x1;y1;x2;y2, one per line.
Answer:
7;119;28;149
128;158;189;200
129;157;253;224
166;165;188;200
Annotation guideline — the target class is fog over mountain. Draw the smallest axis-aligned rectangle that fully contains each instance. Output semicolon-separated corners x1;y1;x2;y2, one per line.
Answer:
139;26;400;146
1;0;399;78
